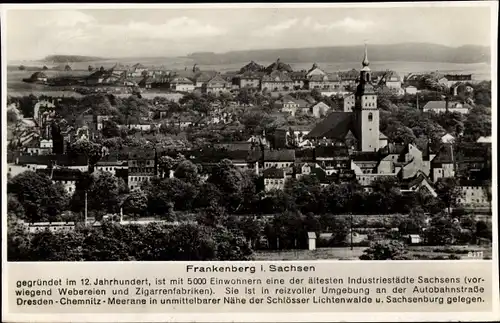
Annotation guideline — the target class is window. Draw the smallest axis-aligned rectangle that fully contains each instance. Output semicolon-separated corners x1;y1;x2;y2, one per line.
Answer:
368;113;373;122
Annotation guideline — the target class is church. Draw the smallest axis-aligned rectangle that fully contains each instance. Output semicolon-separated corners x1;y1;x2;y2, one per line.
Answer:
304;45;438;194
305;45;386;152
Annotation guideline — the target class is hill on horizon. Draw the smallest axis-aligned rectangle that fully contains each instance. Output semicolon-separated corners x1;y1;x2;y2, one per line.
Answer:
185;43;490;65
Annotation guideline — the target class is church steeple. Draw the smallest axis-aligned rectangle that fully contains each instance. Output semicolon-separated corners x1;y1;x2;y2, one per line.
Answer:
362;43;369;68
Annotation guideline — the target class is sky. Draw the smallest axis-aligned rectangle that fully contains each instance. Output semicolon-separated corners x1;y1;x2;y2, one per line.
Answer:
4;4;494;61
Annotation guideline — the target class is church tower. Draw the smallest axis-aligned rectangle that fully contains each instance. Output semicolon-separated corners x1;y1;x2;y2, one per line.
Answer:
354;44;379;152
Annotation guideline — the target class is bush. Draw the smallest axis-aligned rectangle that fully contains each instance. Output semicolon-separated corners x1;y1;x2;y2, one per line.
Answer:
360;240;410;260
8;222;254;261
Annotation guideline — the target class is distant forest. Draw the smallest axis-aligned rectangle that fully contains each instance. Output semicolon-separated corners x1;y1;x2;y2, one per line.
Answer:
186;43;490;65
42;55;105;63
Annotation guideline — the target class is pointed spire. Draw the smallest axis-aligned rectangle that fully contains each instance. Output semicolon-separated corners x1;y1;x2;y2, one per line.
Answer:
362;42;369;67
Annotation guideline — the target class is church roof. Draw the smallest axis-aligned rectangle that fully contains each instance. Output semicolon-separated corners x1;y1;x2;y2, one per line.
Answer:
304;112;357;140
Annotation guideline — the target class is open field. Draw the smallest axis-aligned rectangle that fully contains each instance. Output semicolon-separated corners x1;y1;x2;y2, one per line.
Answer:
254;245;492;261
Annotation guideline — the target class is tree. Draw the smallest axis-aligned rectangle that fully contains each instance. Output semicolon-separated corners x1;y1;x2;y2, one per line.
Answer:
42;66;48;70
174;160;199;184
88;65;94;72
19;65;26;71
319;214;349;246
463;106;491;141
7;109;19;124
88;171;123;215
8;194;25;220
101;120;121;138
208;159;254;212
8;171;68;222
424;216;461;245
435;178;463;214
360;240;410;260
122;191;148;219
285;175;324;214
144;177;197;215
67;138;103;166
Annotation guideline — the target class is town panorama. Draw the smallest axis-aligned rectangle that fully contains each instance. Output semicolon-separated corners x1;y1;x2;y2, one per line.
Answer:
6;43;492;261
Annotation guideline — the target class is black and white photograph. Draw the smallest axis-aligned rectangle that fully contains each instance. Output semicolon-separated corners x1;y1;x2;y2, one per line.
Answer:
4;4;494;262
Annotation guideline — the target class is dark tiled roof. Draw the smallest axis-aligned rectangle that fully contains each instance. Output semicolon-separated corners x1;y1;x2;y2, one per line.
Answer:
263;167;285;178
431;144;454;166
305;112;356;140
265;59;293;73
351;151;380;162
36;168;83;181
213;142;253;151
262;70;293;82
239;61;265;74
263;149;295;162
315;145;349;158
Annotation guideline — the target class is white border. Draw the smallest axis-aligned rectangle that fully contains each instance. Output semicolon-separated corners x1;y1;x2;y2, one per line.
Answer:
1;2;499;322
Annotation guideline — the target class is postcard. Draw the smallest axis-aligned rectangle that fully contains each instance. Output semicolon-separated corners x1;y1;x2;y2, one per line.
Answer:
1;2;498;322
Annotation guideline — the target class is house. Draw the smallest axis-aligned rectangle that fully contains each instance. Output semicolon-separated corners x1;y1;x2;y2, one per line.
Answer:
378;70;402;89
129;63;148;77
24;72;48;83
276;125;312;147
406;234;422;245
400;172;438;197
36;167;83;195
444;74;473;87
96;115;113;130
342;93;356;112
404;86;418;95
430;144;455;182
422;100;472;114
169;76;195;92
304;63;341;90
477;136;491;143
138;77;154;89
379;133;389;149
203;74;230;94
275;97;299;116
263;167;286;191
307;232;317;251
311;102;331;118
261;70;294;92
339;69;359;87
95;154;128;176
233;71;263;89
290;71;307;90
128;151;156;191
441;133;455;144
263;149;295;169
457;180;490;208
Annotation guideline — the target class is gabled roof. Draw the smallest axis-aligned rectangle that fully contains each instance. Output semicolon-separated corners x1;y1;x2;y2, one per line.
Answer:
170;76;194;85
315;145;350;158
263;167;285;178
191;71;218;83
262;70;293;82
239;61;265;74
263;149;295;162
431;143;454;166
237;71;266;79
305;112;356;140
206;74;229;85
265;58;293;73
132;63;147;69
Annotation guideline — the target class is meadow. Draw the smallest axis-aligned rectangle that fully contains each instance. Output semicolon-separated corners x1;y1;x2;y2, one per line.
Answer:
254;245;492;261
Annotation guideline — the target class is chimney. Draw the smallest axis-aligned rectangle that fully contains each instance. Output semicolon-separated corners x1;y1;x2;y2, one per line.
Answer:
445;96;449;112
